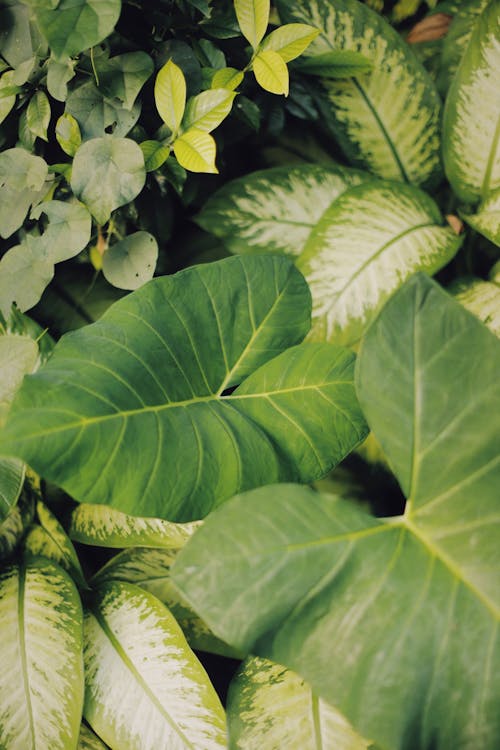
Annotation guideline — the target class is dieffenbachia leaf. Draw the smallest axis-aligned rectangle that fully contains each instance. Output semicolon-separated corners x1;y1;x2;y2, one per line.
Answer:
253;49;289;95
198;167;462;345
173;128;218;173
71;136;146;225
154;59;186;134
295;50;373;78
437;0;489;95
450;276;500;337
443;0;500;204
102;231;158;290
235;0;270;49
182;88;237;133
28;0;121;61
0;484;34;560
228;656;372;749
277;0;442;187
461;186;500;246
196;164;368;258
0;556;84;748
69;503;201;548
172;274;500;750
0;148;48;238
78;723;109;749
96;51;154;110
260;23;320;62
92;547;241;658
83;581;227;748
0;255;368;521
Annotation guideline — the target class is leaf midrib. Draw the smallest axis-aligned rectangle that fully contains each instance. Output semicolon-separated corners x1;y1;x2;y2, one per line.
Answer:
18;564;35;750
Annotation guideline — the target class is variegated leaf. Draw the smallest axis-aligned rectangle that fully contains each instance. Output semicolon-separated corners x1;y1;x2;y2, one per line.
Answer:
0;482;34;561
228;655;372;749
78;723;109;749
69;503;201;548
450;276;500;336
92;547;242;658
462;186;500;245
443;0;500;204
276;0;442;187
0;556;84;749
437;0;490;95
84;581;227;749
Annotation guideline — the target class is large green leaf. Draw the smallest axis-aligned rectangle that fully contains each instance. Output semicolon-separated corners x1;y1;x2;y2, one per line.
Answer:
0;148;48;238
28;0;121;61
443;0;500;204
0;255;367;521
65;81;141;141
0;556;84;748
84;580;227;748
228;656;372;749
172;274;500;750
198;167;462;345
277;0;442;187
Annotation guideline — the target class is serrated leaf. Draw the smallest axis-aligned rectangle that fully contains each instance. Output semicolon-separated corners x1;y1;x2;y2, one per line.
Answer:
228;656;372;749
140;140;171;171
235;0;270;49
0;255;367;521
102;231;158;290
461;186;500;245
0;148;48;238
172;278;500;750
69;503;201;548
0;556;84;748
154;59;186;134
261;23;320;62
296;50;373;78
196;164;368;258
277;0;442;186
83;581;227;748
29;0;121;61
97;51;154;110
56;112;82;156
65;80;141;141
211;67;244;90
450;276;500;336
253;49;289;95
183;88;236;132
71;136;146;225
174;128;218;173
47;56;76;101
443;1;500;203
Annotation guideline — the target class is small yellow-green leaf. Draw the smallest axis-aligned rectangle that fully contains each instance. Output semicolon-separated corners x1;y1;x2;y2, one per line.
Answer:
253;49;289;95
140;140;171;171
211;67;244;91
261;23;320;62
154;59;186;134
235;0;270;49
183;88;237;133
26;90;51;141
56;112;82;157
0;71;17;124
173;128;218;173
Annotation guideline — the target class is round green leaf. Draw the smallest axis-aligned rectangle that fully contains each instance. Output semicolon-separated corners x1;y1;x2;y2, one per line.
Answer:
0;242;54;319
71;136;146;225
102;231;158;290
30;199;92;263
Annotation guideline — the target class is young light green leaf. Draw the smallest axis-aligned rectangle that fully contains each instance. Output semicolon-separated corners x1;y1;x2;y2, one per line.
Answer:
173;280;500;748
261;23;320;62
0;255;367;521
277;0;442;187
154;59;186;134
196;164;368;258
140;140;171;171
450;276;500;337
443;1;500;203
183;88;237;132
296;50;373;78
65;80;141;141
253;49;289;95
0;480;34;559
211;67;244;90
97;51;154;110
0;556;84;749
91;547;241;658
234;0;270;49
0;70;17;124
173;128;218;173
56;112;82;156
69;503;201;548
47;56;76;101
83;581;227;749
228;656;372;749
461;187;500;246
0;148;48;238
102;231;158;290
71;136;146;225
30;0;121;61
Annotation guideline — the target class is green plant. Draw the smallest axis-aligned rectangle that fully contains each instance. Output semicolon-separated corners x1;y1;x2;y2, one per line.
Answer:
1;0;499;748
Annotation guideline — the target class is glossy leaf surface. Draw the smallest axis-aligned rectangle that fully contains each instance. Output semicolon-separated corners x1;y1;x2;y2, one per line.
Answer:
234;0;270;49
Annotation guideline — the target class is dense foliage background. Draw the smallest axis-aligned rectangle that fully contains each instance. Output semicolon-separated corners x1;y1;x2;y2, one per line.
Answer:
0;0;499;748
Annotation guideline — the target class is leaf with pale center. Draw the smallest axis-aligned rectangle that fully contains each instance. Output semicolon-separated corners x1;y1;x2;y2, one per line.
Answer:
172;274;500;750
450;276;500;336
462;186;500;246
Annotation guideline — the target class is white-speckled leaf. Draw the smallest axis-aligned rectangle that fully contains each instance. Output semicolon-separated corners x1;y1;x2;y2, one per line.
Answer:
443;1;500;204
296;180;462;345
83;581;227;749
228;655;372;749
92;547;242;658
69;503;201;548
0;483;34;561
437;0;489;95
0;556;84;749
196;164;369;258
462;186;500;245
450;276;500;336
277;0;442;187
78;723;109;749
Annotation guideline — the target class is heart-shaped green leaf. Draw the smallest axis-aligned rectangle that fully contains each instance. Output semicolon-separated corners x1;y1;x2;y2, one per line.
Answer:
172;274;500;750
102;231;158;290
0;255;367;521
65;80;141;141
96;51;154;110
0;148;48;239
